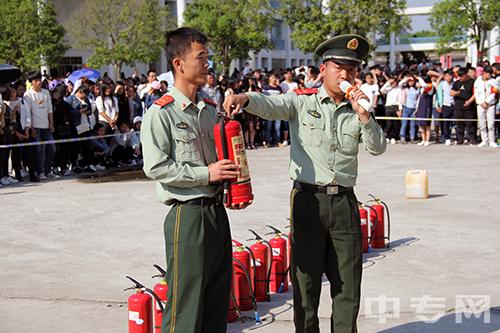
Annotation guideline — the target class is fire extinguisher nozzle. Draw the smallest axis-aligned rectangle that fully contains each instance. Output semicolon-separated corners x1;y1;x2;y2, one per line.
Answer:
254;311;261;323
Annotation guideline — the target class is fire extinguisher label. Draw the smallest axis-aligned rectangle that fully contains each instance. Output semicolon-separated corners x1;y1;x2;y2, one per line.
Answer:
129;311;139;322
156;300;167;311
361;218;367;226
251;259;262;267
272;248;281;256
231;134;250;182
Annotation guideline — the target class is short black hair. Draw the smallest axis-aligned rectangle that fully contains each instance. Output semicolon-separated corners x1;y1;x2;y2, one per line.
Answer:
147;69;157;76
444;69;453;76
165;27;208;74
484;66;493;74
27;70;42;82
457;67;467;77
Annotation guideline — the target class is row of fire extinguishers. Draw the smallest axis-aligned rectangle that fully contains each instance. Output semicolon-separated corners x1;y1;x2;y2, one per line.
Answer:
358;194;391;253
227;225;291;325
125;265;168;333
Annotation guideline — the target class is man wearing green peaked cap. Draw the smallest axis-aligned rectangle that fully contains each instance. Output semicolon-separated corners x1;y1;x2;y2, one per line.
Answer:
223;34;386;333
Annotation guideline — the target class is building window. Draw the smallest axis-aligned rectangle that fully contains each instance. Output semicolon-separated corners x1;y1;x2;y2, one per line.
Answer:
58;57;82;76
271;19;285;50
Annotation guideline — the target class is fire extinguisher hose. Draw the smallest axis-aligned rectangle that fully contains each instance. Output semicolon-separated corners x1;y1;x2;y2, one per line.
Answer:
232;257;261;323
367;194;391;246
219;115;230;205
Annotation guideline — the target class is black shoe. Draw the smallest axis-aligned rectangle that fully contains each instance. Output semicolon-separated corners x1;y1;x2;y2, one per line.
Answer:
15;174;24;182
29;175;40;182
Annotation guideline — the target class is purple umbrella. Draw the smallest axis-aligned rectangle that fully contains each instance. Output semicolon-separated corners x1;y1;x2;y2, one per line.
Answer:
67;68;100;84
0;64;22;84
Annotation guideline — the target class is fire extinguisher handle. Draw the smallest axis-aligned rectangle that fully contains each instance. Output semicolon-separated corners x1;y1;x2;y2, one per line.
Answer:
248;229;263;240
232;239;243;247
152;264;166;279
265;224;282;234
124;276;145;290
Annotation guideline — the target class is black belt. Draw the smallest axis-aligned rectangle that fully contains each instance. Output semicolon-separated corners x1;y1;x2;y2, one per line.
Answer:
172;196;220;206
293;181;352;195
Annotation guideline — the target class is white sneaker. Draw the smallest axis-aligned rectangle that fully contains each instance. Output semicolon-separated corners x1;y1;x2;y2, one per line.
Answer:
390;138;396;144
20;169;29;178
424;141;431;146
445;139;451;146
46;171;57;178
282;140;288;146
1;177;10;186
386;138;390;143
39;173;47;180
490;142;498;148
6;176;18;184
477;141;488;147
94;164;106;171
417;141;425;146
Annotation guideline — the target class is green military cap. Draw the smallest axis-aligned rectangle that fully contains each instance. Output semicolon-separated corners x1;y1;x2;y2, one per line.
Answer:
315;34;369;66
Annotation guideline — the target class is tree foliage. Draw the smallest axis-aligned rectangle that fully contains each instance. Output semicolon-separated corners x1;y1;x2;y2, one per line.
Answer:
279;0;410;54
0;0;68;71
67;0;173;79
429;0;500;58
183;0;274;75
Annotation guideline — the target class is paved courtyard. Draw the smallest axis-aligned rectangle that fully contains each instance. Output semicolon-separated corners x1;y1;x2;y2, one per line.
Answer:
1;143;499;332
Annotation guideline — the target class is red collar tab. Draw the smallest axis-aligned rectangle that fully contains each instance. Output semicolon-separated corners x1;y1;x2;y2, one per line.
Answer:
154;94;174;107
295;88;318;95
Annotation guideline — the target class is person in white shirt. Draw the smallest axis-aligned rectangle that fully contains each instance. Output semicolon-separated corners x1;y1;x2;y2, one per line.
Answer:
278;68;297;146
95;83;119;132
360;73;380;112
23;70;55;179
474;66;497;147
380;77;401;144
279;68;298;93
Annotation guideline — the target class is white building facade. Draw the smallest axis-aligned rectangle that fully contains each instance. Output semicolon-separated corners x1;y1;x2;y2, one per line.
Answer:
375;0;499;69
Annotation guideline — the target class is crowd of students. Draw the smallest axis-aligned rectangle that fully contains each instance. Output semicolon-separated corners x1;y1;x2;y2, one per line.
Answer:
1;60;499;187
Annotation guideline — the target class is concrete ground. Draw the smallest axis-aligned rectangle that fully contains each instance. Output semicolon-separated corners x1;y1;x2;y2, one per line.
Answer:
1;143;499;333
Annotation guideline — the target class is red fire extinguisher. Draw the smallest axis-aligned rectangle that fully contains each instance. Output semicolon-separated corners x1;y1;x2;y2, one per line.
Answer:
213;115;254;207
366;194;391;249
232;240;253;311
266;225;289;293
358;203;370;253
125;276;164;333
151;265;168;333
232;240;261;323
247;229;272;302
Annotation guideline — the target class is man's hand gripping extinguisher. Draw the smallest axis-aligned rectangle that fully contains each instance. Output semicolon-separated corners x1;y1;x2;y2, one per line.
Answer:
366;194;391;249
213;114;254;207
151;265;168;333
125;276;164;333
265;225;289;293
247;229;273;302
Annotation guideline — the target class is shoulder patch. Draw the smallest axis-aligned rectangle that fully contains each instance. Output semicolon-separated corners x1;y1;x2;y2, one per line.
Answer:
154;94;174;107
295;88;318;95
203;98;217;107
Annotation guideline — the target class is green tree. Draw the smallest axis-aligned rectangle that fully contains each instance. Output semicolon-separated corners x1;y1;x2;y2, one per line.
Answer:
183;0;274;75
279;0;409;55
67;0;173;79
0;0;68;71
429;0;500;59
